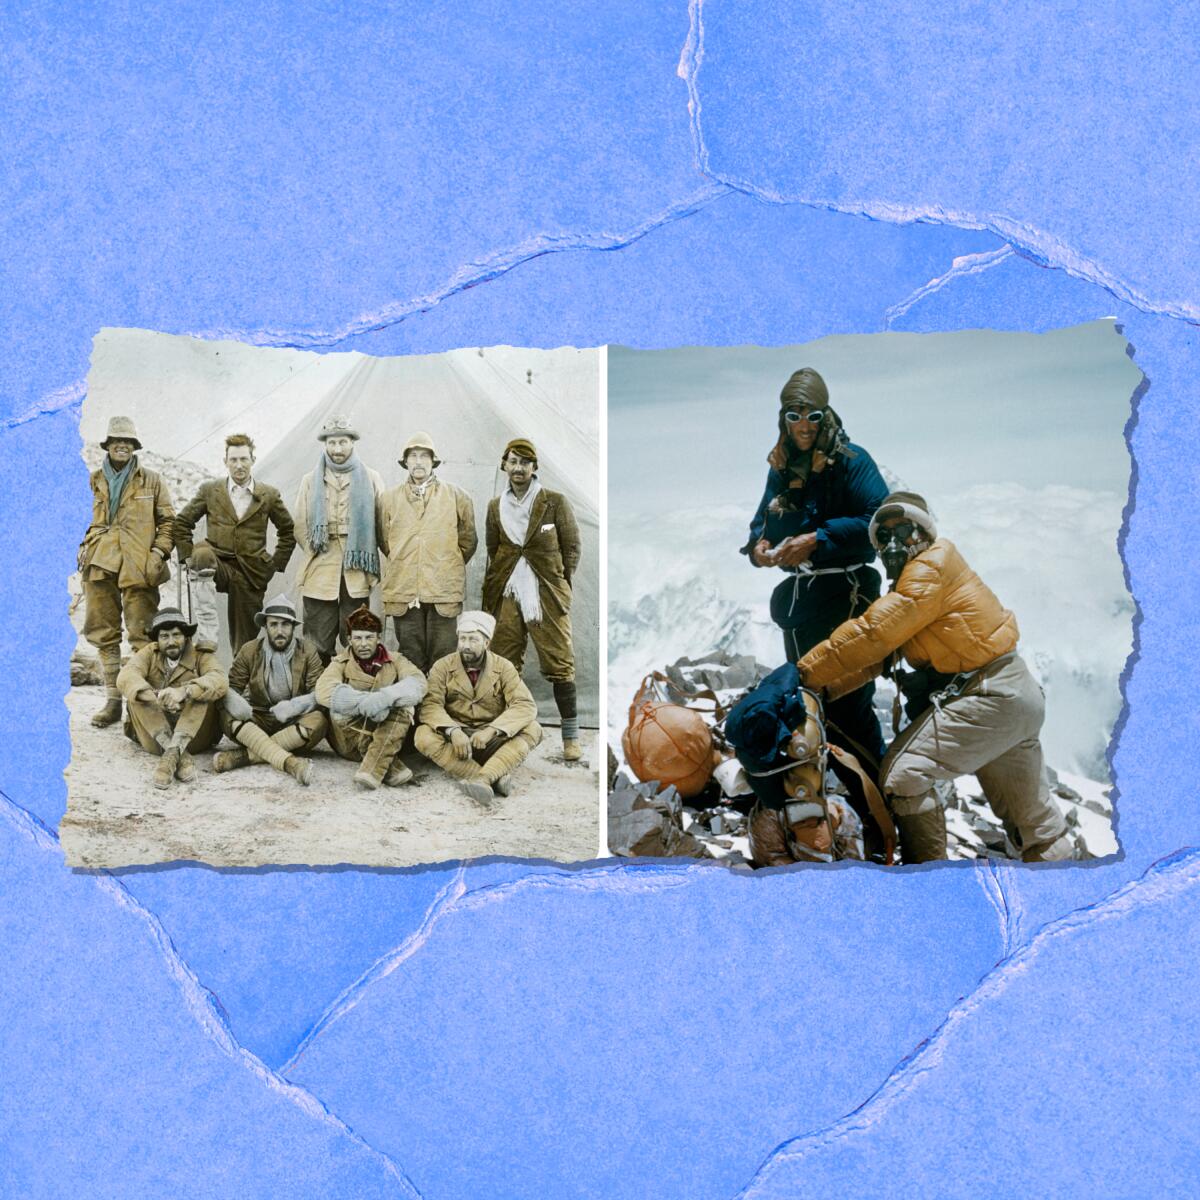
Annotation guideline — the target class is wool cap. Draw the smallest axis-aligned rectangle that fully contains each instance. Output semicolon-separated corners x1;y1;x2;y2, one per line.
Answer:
254;593;300;628
456;610;497;640
100;415;143;450
345;604;384;634
501;437;538;467
869;491;938;548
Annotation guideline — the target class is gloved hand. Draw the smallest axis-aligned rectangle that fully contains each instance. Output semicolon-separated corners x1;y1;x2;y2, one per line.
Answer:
270;693;316;724
223;690;254;721
449;728;471;760
377;675;427;708
329;684;365;724
358;690;394;722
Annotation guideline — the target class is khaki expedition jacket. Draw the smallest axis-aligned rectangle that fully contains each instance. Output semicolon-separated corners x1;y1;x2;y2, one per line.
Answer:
315;647;424;739
116;641;228;704
799;538;1019;700
379;479;477;615
482;489;580;617
418;651;538;738
228;635;325;711
79;460;175;589
293;463;385;601
174;479;296;591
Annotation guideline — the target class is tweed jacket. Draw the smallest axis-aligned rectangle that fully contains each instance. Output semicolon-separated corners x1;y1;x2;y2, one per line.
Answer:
174;478;296;590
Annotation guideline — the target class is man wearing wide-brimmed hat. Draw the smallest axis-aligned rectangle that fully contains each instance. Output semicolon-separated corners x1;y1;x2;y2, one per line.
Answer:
293;414;385;663
212;593;327;785
482;436;582;761
415;609;543;806
379;431;478;674
174;432;297;656
79;416;176;728
116;607;228;789
315;604;427;789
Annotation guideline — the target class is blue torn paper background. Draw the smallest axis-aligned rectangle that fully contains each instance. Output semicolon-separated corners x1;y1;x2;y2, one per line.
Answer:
2;3;1197;1197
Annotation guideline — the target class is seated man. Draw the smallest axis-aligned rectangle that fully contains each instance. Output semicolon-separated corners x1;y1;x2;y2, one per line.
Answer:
116;607;228;789
213;594;327;786
798;491;1073;864
415;611;543;806
315;605;427;790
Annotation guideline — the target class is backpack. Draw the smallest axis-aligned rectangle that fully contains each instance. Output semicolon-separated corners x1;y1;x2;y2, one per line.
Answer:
621;672;720;799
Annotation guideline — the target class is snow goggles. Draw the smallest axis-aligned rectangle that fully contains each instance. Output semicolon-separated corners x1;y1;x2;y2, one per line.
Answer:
875;521;918;546
783;408;826;425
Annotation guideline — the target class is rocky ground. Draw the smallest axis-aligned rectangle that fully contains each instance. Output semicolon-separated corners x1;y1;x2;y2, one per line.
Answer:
61;685;600;868
608;653;1118;868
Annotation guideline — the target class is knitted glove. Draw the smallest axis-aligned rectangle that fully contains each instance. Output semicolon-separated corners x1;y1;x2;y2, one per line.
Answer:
329;684;366;724
223;690;254;722
376;676;428;709
357;690;394;722
270;693;317;724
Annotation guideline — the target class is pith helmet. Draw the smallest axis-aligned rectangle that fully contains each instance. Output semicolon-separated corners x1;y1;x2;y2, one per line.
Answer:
150;607;197;638
399;432;441;469
254;593;301;628
317;414;360;441
100;415;143;450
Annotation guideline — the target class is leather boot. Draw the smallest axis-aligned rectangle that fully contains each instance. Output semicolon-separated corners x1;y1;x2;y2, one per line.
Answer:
212;747;251;773
384;760;414;786
91;646;124;727
175;750;197;782
458;778;494;807
891;791;948;863
153;746;180;789
284;756;313;786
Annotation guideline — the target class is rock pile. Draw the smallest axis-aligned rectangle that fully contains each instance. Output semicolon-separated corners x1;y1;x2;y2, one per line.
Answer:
609;652;1118;866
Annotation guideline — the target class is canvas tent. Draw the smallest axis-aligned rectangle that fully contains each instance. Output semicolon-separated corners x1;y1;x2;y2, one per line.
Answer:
83;332;600;724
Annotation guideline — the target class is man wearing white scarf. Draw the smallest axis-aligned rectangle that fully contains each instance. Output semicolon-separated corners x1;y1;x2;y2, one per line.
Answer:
482;438;583;762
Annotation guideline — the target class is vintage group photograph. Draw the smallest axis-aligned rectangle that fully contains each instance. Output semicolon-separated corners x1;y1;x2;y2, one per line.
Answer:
608;321;1137;868
60;330;600;868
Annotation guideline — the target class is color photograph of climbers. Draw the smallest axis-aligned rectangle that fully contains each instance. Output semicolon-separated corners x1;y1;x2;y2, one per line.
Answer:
608;321;1138;868
61;329;601;867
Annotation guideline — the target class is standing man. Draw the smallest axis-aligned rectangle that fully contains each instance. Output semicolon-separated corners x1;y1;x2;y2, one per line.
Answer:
293;414;385;664
78;416;175;728
482;437;582;761
379;432;478;674
173;433;296;656
213;594;327;785
116;607;227;789
742;368;891;767
315;605;427;790
414;611;543;806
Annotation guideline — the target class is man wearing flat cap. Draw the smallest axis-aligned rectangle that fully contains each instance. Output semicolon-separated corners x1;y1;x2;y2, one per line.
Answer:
315;604;427;789
213;593;327;785
483;436;582;761
79;416;176;728
415;609;543;806
116;607;228;789
379;431;478;674
294;414;386;664
173;433;297;657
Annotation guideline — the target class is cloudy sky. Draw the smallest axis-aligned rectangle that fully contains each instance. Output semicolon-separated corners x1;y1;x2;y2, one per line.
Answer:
609;320;1140;506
